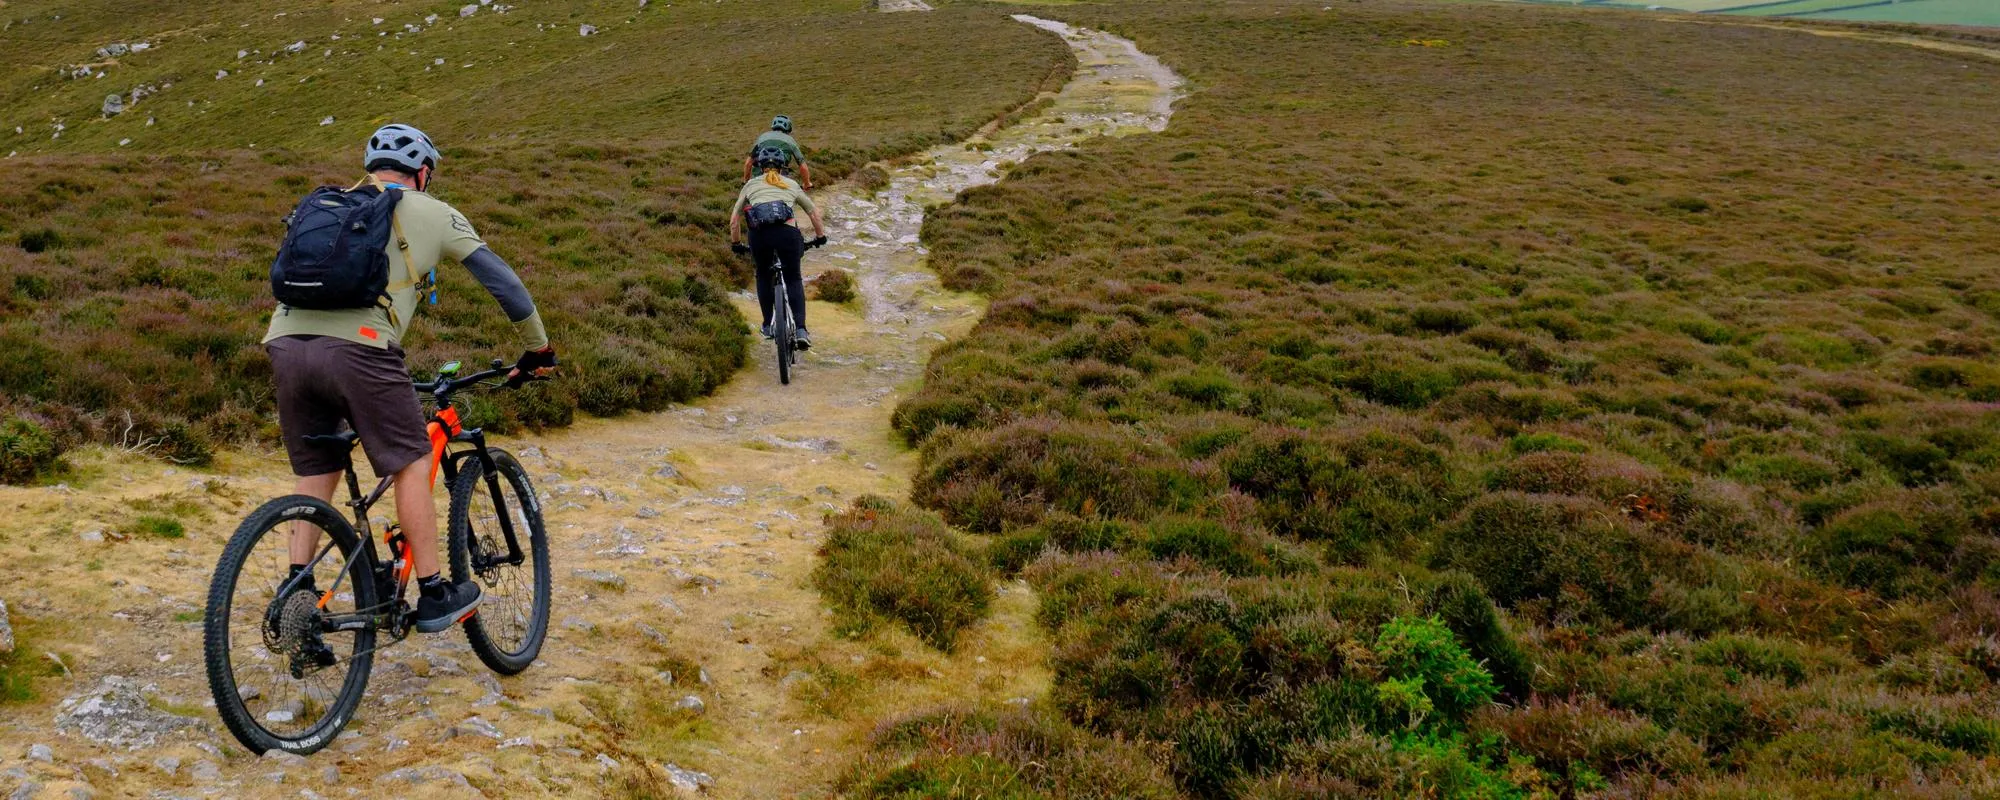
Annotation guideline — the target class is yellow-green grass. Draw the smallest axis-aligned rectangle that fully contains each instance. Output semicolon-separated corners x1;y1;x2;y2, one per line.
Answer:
0;1;1074;462
847;0;2000;795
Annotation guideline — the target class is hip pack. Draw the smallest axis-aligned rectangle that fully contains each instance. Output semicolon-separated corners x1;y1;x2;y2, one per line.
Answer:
746;200;793;228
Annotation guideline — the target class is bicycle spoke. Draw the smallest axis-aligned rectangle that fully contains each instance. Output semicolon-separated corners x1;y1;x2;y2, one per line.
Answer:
467;472;538;654
220;512;366;740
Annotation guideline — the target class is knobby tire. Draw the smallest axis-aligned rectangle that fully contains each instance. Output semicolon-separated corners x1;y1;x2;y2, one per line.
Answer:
203;496;376;755
448;449;553;675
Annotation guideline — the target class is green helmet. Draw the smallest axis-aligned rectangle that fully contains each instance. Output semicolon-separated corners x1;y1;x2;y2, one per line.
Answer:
752;145;790;171
770;115;792;133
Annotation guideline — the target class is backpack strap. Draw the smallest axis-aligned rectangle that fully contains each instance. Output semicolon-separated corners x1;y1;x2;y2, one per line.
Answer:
355;175;433;299
351;175;428;325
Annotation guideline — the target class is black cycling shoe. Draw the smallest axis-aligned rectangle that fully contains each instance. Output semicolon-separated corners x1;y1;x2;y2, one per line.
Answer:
760;323;774;340
793;328;813;351
413;580;482;634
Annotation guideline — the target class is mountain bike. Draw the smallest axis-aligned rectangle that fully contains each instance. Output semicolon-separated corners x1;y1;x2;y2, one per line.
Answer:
738;236;825;386
202;358;553;755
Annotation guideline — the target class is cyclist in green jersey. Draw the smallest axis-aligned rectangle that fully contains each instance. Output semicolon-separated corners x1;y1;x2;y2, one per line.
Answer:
741;115;813;190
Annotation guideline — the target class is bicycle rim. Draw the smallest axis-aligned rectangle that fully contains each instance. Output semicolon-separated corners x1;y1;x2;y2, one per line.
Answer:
204;497;376;754
451;451;552;674
776;281;793;385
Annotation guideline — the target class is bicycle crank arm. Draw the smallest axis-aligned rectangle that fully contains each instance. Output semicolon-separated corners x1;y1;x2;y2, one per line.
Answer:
319;614;374;634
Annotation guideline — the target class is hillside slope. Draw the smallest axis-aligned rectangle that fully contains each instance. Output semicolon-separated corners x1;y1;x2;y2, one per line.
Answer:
0;0;1072;468
839;0;2000;796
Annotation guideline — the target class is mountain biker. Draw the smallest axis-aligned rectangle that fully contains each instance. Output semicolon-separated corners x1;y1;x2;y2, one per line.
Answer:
730;144;828;349
262;123;557;647
740;115;812;190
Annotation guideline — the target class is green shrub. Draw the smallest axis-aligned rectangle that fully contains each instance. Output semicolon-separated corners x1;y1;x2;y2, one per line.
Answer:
135;515;185;539
811;496;993;651
16;228;62;253
1506;432;1589;455
809;268;857;304
1139;515;1277;577
1372;615;1500;727
0;417;63;484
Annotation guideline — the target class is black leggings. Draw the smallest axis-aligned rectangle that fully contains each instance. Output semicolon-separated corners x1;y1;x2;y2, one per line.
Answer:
750;224;807;330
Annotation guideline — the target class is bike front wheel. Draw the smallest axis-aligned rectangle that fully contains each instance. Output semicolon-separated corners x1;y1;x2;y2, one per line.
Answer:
204;496;378;755
448;448;553;675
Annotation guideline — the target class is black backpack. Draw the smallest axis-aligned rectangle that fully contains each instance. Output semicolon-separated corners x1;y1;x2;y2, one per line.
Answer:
269;184;403;310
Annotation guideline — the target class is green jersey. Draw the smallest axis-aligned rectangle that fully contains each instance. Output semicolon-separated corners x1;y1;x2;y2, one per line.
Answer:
752;131;805;167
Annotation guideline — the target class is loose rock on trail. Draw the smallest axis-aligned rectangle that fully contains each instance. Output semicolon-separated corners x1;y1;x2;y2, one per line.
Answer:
0;16;1180;799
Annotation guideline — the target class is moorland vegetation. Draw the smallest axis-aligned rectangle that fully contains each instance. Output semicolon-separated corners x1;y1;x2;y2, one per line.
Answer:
826;0;2000;796
0;0;1071;476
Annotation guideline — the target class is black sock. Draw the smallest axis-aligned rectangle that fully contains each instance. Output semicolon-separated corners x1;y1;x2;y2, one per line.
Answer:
288;564;316;591
418;572;448;600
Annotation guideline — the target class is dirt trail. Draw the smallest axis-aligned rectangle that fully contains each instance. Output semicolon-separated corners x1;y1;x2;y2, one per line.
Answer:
0;17;1180;800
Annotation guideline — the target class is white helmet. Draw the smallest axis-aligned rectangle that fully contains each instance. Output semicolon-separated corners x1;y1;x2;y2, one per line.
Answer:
364;123;440;173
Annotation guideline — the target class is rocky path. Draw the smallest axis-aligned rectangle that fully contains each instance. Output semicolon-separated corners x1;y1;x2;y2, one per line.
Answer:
0;17;1180;800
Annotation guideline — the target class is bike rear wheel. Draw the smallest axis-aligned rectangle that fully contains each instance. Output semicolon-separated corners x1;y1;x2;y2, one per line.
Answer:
775;279;794;385
448;449;553;675
204;496;377;755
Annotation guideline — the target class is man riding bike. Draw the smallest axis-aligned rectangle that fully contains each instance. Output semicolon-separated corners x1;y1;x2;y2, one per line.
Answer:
262;123;557;654
740;114;812;190
730;144;828;349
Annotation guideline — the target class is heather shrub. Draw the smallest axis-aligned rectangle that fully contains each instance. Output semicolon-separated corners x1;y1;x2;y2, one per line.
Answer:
988;513;1132;575
1433;492;1651;624
811;496;993;651
838;706;1179;800
1221;426;1460;559
854;0;2000;792
1422;573;1533;700
913;419;1220;532
1471;697;1704;782
1804;496;1985;599
1137;515;1310;578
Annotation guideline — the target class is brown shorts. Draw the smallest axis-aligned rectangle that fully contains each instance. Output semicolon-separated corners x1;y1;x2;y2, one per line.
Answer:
267;336;432;478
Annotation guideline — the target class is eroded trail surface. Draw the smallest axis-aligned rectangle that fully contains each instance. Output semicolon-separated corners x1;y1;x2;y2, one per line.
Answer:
0;17;1179;800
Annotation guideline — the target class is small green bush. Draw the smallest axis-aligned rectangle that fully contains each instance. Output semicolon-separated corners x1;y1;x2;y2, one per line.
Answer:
0;417;63;484
812;496;993;651
809;268;857;304
1373;615;1500;727
135;515;185;538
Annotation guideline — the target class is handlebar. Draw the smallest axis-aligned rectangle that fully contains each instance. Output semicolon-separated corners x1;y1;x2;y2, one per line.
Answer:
412;358;545;398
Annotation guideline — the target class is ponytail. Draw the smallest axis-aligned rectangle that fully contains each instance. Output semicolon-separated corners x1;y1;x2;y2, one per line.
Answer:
762;167;785;188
